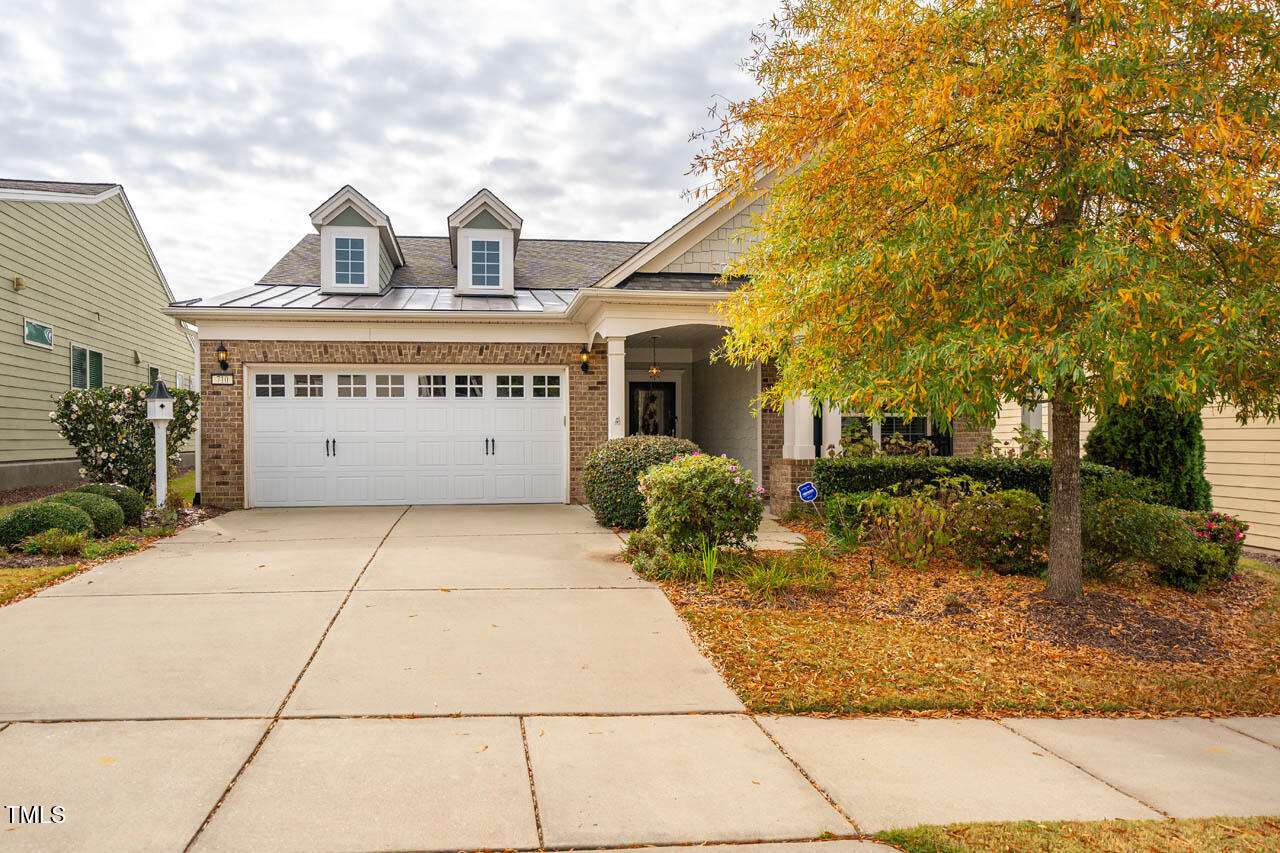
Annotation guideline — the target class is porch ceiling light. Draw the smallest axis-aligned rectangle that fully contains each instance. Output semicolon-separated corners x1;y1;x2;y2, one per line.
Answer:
216;342;229;371
647;336;662;378
579;344;590;373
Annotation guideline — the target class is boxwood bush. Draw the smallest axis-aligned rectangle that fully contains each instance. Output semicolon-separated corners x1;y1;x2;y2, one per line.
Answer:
638;453;764;551
583;435;700;528
813;456;1164;505
42;492;124;537
0;502;94;546
73;483;145;526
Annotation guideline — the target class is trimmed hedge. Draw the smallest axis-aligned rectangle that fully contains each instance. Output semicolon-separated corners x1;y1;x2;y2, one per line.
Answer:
73;483;145;526
0;502;94;546
42;492;124;537
812;456;1164;505
583;435;700;528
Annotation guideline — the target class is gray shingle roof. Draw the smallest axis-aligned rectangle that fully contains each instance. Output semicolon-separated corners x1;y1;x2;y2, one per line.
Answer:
0;178;118;195
618;273;745;292
261;234;645;291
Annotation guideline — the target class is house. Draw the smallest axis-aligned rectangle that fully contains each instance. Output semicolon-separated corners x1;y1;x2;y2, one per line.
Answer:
0;179;197;489
163;184;987;510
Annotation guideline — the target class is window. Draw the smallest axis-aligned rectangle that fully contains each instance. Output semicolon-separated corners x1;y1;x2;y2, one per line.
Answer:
148;366;159;385
883;414;929;443
23;318;53;349
375;374;405;398
294;374;324;397
70;345;103;389
174;373;184;390
454;374;483;398
532;375;561;398
254;373;285;397
496;374;524;398
335;237;365;285
337;374;367;398
418;374;447;398
470;239;500;287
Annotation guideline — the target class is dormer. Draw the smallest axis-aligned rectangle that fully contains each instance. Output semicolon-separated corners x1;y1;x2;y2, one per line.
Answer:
310;185;405;295
448;189;522;296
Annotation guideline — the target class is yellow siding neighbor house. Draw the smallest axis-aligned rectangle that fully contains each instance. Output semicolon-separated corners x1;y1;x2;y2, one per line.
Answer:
0;179;195;488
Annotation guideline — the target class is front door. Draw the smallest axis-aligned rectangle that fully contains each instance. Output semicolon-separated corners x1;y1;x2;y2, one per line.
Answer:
628;382;676;436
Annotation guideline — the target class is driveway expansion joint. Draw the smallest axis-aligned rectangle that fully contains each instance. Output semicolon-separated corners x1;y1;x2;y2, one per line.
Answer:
181;505;412;852
1211;717;1280;752
995;719;1172;819
519;716;546;848
750;715;862;833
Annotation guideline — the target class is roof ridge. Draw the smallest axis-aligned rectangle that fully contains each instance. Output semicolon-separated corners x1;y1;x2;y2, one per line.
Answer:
0;178;118;188
392;234;646;245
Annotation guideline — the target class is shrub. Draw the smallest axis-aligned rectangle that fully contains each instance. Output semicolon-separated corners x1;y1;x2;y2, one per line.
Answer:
50;384;198;497
83;537;141;560
1156;539;1231;591
879;492;950;569
638;453;764;551
0;503;94;547
583;435;700;528
1084;396;1212;511
42;492;124;537
950;489;1048;576
813;456;1164;506
825;491;898;549
1185;511;1248;571
1082;497;1183;580
21;529;88;557
73;483;145;526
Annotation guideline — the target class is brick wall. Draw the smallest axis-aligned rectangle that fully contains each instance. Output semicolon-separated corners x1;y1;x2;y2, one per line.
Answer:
767;457;814;516
198;339;608;510
951;417;991;457
759;361;782;491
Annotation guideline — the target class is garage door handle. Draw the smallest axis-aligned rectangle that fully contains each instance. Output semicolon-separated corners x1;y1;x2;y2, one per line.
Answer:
332;439;337;457
485;438;490;455
325;439;330;457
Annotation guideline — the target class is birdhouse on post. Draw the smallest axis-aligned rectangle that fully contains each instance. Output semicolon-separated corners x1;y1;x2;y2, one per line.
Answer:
146;380;174;506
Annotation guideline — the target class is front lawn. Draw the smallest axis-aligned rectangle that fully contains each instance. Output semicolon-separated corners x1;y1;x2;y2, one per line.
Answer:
878;816;1280;852
647;544;1280;716
0;563;82;605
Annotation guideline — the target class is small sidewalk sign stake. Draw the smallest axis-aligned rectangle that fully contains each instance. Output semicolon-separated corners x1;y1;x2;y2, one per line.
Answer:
797;481;818;503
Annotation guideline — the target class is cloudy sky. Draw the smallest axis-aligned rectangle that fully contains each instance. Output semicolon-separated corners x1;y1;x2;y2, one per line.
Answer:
2;0;775;300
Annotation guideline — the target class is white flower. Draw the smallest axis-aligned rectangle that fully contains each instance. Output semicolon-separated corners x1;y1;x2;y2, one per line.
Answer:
48;411;56;419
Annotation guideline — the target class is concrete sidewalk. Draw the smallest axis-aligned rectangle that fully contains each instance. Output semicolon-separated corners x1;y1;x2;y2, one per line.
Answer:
0;505;1277;852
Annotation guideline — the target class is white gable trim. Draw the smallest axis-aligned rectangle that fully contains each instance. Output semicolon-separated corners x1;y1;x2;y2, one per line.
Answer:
590;171;774;289
310;185;405;266
447;189;523;265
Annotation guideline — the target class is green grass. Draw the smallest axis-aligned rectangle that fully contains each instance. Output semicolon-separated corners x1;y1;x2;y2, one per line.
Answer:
170;470;196;506
878;816;1280;852
0;563;81;604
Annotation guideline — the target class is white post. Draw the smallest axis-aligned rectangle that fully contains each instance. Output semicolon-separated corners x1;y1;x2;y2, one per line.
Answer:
782;395;816;459
821;403;844;457
153;420;168;507
607;337;626;440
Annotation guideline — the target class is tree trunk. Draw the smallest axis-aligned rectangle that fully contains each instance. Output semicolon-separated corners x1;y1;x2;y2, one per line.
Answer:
1046;399;1083;601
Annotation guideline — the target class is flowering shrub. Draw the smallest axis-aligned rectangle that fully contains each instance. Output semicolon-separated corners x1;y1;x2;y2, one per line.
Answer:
637;453;764;551
1185;511;1248;571
949;489;1048;576
50;385;198;497
583;435;700;528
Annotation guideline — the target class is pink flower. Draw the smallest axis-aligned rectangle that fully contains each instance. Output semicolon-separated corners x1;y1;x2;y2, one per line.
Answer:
733;477;741;484
728;465;737;472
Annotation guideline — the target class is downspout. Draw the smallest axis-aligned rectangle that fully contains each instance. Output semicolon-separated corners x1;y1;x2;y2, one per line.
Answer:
178;320;201;506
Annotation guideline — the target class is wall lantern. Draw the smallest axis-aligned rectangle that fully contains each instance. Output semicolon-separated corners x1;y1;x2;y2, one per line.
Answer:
579;344;590;374
647;336;662;379
216;342;229;371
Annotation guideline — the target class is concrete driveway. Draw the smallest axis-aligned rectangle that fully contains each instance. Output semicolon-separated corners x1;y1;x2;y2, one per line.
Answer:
3;505;1275;851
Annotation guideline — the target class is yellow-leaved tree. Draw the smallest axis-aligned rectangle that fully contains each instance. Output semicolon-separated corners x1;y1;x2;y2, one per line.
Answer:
696;0;1280;600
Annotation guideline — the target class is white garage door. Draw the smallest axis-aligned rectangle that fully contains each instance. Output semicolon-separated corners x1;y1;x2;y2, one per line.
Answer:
248;368;567;506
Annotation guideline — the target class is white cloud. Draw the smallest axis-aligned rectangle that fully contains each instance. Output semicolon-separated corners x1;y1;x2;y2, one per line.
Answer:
0;0;773;299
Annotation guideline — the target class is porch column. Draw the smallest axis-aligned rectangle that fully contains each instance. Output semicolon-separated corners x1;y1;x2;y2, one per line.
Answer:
607;337;626;440
821;403;844;457
782;395;816;459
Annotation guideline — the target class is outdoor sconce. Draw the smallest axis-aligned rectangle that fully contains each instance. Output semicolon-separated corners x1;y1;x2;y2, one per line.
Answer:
216;342;229;371
579;344;590;373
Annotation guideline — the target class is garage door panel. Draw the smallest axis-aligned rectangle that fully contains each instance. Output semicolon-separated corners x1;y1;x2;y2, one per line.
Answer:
249;368;566;507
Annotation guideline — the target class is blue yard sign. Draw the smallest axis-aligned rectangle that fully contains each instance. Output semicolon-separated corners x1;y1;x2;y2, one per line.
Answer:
797;481;818;503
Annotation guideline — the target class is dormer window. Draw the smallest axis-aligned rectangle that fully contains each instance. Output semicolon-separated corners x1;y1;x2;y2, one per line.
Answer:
471;239;500;287
335;237;365;285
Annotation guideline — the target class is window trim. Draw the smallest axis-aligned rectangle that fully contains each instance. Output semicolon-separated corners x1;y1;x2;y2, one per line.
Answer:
23;317;53;350
69;342;103;390
254;373;286;398
320;225;379;293
455;227;514;295
334;235;367;286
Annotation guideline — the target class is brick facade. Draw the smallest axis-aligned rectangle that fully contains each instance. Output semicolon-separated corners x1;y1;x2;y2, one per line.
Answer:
198;339;607;510
759;361;782;493
767;458;814;516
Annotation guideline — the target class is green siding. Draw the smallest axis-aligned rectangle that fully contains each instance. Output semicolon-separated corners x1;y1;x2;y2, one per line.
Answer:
379;240;393;290
463;209;507;230
0;193;195;465
330;207;372;227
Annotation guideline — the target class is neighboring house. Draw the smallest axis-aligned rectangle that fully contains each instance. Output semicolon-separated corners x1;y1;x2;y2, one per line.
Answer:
0;179;197;489
993;403;1280;552
166;184;988;511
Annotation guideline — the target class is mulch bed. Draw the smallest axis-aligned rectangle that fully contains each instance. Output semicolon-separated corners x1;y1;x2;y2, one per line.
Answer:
0;479;86;507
